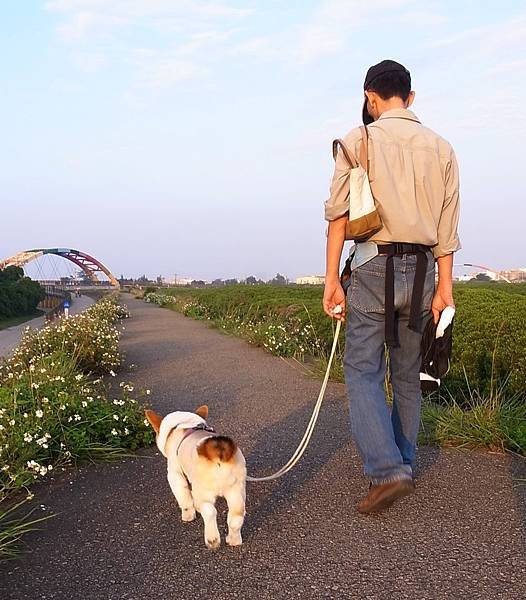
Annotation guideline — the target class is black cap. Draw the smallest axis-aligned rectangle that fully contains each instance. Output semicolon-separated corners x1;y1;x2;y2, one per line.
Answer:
362;59;411;125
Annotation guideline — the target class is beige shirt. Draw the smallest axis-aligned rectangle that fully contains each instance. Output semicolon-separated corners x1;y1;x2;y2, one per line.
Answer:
324;108;461;258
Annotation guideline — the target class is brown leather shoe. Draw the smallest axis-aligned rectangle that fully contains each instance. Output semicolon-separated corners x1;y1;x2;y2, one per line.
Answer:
357;479;415;514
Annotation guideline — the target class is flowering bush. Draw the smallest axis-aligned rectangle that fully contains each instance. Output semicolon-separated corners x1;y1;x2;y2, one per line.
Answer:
0;297;154;556
9;297;130;375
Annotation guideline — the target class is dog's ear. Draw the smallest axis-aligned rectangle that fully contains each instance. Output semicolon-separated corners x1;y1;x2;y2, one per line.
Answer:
144;409;162;434
195;405;209;420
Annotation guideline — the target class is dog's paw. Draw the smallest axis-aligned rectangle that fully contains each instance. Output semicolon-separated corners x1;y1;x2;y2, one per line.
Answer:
181;508;196;522
226;532;242;547
205;536;220;550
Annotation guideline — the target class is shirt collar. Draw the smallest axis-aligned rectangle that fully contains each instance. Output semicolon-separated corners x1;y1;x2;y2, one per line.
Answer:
376;108;420;123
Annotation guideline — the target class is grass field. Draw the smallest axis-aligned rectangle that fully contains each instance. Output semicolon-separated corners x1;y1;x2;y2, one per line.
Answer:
0;310;43;331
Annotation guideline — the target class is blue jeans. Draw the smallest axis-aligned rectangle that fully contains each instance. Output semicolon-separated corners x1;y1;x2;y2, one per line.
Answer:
344;252;435;485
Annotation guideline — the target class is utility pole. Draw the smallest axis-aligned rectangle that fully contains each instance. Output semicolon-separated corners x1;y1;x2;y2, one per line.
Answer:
174;273;177;287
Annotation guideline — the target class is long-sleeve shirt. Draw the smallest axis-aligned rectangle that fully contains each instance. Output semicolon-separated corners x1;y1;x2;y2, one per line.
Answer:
324;108;461;258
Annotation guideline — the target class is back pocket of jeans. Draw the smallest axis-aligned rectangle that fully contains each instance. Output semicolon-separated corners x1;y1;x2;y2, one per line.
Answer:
349;268;385;313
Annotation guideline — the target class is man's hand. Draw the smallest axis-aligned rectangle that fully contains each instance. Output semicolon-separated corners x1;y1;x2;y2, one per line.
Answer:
431;285;454;324
433;253;455;324
323;278;346;320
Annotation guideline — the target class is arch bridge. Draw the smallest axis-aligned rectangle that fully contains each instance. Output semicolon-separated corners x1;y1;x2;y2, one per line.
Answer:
0;248;120;288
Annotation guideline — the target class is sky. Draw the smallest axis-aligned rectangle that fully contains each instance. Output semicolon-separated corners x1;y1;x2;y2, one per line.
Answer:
1;1;525;281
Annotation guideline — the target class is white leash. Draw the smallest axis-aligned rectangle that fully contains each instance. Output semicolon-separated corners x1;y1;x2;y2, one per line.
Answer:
246;316;342;483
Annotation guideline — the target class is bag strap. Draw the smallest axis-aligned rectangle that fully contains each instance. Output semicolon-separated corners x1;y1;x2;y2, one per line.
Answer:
332;126;369;173
332;139;358;168
359;125;368;173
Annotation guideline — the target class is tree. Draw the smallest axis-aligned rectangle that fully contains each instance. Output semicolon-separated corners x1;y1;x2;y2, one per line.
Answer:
224;278;238;286
0;265;24;283
269;273;287;286
191;280;206;288
245;276;257;285
0;268;44;319
472;273;492;282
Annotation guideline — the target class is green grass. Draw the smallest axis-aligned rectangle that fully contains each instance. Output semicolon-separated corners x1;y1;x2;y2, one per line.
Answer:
0;493;54;560
0;310;44;331
420;390;525;453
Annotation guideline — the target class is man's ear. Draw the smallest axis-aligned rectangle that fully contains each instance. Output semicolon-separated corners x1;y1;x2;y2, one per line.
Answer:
406;90;416;108
144;409;162;434
195;405;209;420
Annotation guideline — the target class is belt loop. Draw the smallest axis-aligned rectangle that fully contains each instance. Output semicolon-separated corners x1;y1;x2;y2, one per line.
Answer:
408;250;428;332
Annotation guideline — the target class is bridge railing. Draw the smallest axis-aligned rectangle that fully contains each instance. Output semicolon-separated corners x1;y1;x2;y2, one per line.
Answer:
39;286;72;322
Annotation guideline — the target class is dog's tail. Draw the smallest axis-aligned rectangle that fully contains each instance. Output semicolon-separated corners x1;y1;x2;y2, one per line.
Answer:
197;436;237;463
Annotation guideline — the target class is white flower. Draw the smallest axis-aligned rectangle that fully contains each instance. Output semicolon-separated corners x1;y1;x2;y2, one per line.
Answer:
124;428;129;435
74;414;81;421
113;414;119;421
111;428;118;436
42;397;49;404
146;389;151;395
81;401;88;408
35;409;44;418
24;433;33;442
9;419;15;426
109;370;116;377
75;374;83;381
23;412;28;418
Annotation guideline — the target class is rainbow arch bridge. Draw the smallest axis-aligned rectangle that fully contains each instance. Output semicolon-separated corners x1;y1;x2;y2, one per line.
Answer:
0;248;120;288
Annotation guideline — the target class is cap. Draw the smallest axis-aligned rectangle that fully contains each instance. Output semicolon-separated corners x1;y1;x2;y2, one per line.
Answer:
362;59;411;125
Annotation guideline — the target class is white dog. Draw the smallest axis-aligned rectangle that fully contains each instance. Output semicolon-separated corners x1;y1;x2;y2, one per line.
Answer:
145;405;246;549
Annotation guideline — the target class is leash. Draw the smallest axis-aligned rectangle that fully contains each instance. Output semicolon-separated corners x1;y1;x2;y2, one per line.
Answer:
246;315;342;482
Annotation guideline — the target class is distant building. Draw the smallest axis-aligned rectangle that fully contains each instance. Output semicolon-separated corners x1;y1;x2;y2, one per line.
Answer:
295;275;324;285
498;269;526;282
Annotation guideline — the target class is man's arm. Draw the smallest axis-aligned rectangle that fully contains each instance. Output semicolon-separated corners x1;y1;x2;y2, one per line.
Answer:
431;147;461;323
432;253;454;324
323;215;347;320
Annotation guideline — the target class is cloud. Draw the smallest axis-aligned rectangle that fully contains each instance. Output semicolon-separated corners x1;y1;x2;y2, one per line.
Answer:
231;0;446;65
46;0;252;88
46;0;253;40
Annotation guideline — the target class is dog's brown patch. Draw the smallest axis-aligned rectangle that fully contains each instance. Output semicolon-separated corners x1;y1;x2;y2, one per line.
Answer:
197;436;237;463
195;405;209;420
144;409;163;434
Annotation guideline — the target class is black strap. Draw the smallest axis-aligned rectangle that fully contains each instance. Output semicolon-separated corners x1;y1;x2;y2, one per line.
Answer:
377;244;429;347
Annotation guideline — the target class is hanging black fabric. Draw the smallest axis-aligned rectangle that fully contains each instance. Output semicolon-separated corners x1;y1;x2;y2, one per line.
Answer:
420;306;455;392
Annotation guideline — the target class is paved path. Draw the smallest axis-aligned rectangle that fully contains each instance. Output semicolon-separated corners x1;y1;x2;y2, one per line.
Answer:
0;295;95;358
1;297;525;599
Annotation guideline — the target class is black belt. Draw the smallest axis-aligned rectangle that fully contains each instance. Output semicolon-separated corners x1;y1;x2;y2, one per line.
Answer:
376;243;430;347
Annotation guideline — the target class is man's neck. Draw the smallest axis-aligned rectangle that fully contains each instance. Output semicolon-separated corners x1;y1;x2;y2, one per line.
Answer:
377;98;408;118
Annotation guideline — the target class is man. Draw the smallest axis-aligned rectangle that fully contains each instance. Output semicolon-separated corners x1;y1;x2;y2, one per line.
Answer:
323;60;460;514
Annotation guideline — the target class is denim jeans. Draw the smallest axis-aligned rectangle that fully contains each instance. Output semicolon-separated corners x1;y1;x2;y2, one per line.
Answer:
344;251;435;485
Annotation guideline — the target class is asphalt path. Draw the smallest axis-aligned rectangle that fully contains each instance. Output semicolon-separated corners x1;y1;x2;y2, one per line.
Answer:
1;296;525;599
0;295;95;358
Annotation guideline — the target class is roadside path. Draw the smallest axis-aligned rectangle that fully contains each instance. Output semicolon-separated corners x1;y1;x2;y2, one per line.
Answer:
1;296;524;599
0;295;95;358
